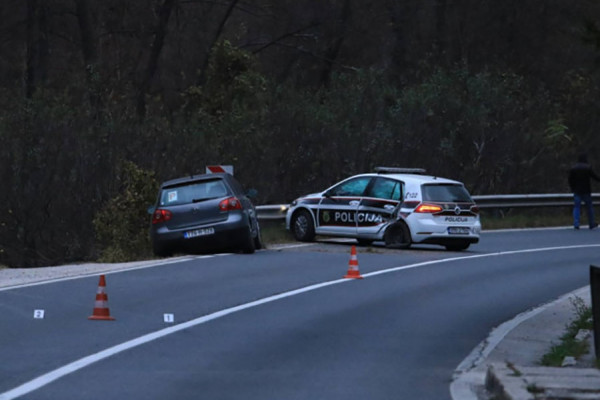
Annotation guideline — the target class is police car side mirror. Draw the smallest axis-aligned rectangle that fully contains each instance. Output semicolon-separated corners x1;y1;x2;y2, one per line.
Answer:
324;190;332;197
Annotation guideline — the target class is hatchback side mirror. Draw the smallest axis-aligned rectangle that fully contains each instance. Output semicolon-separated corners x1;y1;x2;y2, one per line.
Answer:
246;188;258;199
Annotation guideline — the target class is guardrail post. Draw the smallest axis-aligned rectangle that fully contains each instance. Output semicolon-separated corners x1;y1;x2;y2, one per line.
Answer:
591;265;600;360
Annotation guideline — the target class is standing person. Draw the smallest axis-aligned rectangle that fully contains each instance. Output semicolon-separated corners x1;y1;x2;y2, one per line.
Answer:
568;153;600;229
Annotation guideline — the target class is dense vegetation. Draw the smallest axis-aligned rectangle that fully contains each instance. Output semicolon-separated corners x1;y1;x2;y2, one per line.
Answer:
1;1;600;267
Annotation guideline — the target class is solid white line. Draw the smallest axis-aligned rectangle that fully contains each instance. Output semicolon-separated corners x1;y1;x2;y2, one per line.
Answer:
0;278;351;400
2;244;600;400
267;243;313;250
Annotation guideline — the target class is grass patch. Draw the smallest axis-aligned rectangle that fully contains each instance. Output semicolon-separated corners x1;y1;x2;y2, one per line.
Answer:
259;220;295;245
527;384;545;394
540;296;593;366
506;362;522;377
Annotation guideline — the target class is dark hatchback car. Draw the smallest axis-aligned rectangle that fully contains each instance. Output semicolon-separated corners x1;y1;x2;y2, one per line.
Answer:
149;173;262;256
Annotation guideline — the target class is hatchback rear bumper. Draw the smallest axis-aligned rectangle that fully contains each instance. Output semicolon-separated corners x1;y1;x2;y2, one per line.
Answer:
151;213;251;254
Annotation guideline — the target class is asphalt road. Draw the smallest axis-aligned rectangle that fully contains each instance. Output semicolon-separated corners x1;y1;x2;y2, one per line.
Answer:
1;228;599;399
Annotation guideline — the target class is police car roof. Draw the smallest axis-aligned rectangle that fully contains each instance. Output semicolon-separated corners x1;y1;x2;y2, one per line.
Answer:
356;172;462;185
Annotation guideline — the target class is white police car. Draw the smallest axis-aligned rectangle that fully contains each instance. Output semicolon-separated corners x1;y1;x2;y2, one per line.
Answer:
285;167;481;251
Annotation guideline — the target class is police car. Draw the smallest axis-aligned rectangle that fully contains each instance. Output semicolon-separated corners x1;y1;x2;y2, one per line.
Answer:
285;167;481;251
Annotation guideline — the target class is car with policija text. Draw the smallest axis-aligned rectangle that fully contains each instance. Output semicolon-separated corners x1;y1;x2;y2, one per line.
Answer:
149;172;262;256
286;167;481;251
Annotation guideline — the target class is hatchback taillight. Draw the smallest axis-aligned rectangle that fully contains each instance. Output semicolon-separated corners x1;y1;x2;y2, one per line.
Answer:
152;209;172;224
415;203;443;213
219;197;242;211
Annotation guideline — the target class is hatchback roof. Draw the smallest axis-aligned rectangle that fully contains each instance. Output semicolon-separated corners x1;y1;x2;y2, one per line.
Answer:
160;173;230;189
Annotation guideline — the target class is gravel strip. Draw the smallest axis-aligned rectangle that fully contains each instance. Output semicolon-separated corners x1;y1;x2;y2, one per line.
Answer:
0;257;192;289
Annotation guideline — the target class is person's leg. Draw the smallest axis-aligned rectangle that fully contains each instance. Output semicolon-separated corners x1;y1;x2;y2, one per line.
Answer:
573;194;582;229
584;193;597;228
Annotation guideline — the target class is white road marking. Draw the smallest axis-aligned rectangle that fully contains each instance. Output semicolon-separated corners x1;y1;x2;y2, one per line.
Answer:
267;243;312;250
2;244;600;400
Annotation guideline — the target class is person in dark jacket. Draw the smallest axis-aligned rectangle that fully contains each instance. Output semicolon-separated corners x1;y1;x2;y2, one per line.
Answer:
568;153;600;229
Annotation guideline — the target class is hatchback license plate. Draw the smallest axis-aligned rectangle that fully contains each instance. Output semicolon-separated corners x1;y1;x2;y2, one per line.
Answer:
184;227;215;239
448;227;470;235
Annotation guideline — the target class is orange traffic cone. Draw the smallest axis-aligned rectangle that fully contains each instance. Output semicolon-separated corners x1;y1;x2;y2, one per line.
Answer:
88;275;115;320
344;245;364;279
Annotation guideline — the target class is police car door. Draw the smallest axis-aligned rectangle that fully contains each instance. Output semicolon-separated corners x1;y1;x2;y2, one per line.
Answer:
356;177;402;237
315;176;372;237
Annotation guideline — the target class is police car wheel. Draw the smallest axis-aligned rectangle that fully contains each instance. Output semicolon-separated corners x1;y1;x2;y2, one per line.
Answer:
292;210;315;242
357;239;374;246
384;222;411;249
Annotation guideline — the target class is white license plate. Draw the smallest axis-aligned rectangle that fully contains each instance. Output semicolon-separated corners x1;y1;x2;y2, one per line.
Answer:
448;227;470;235
184;227;215;239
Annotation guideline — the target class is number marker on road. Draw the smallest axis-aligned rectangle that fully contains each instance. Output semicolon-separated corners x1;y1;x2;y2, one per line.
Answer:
163;314;174;323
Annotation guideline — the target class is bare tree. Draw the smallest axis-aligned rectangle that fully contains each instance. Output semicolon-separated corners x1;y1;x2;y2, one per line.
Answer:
75;0;99;107
25;0;48;98
197;0;240;86
136;0;177;118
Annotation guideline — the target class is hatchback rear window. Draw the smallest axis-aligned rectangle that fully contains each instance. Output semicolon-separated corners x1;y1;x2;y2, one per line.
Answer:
160;179;229;206
422;184;472;202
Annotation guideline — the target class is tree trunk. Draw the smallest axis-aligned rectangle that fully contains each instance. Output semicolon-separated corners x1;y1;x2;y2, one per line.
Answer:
434;0;447;62
197;0;239;86
25;0;47;98
136;0;177;119
319;0;351;87
75;0;99;108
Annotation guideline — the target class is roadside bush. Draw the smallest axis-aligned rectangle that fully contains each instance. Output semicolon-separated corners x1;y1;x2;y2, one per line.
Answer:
93;161;159;262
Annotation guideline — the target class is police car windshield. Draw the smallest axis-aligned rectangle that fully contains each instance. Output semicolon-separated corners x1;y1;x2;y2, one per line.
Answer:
422;184;472;202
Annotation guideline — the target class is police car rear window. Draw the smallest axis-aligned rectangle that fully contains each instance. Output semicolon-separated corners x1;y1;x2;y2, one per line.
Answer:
422;184;472;202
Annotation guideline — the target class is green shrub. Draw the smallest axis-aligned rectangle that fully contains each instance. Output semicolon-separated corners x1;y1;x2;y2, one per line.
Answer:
93;161;159;262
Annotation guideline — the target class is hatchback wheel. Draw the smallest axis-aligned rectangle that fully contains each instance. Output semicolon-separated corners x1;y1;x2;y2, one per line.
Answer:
253;224;263;250
384;222;411;249
292;210;315;242
241;228;256;254
152;242;173;258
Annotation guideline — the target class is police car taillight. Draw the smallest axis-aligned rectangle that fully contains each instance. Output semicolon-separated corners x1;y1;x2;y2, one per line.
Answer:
415;204;443;213
152;209;172;224
219;197;242;211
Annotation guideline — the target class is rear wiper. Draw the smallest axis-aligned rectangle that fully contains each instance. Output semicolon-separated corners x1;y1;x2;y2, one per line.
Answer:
192;197;217;203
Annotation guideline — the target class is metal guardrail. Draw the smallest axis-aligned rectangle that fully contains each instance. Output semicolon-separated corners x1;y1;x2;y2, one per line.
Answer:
591;265;600;360
255;193;600;220
255;204;290;220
